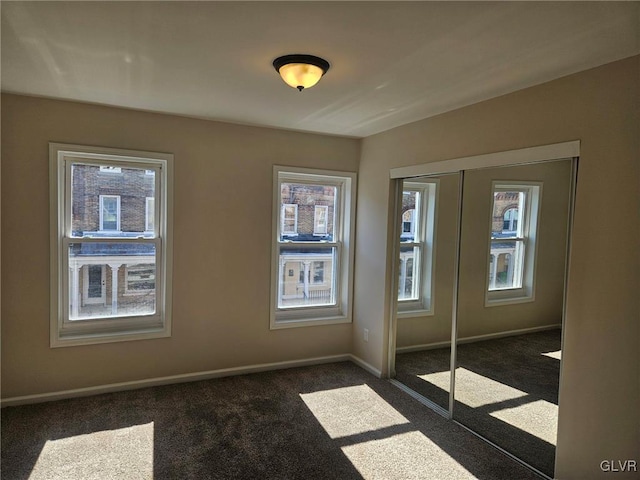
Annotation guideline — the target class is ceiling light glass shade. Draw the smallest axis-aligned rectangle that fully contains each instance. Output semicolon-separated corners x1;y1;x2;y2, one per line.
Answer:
273;54;330;91
279;63;324;91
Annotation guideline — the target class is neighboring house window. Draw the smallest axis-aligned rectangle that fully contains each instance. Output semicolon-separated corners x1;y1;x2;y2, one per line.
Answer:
281;204;298;235
99;195;121;231
314;205;329;235
146;197;155;232
486;182;541;305
125;264;156;294
50;143;173;347
313;261;324;284
271;166;356;328
99;165;121;173
398;181;437;316
402;209;415;235
503;207;518;232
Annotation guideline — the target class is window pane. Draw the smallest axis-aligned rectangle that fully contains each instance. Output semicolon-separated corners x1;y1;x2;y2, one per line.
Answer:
280;183;337;242
489;240;524;290
68;242;156;320
278;247;336;308
398;245;420;301
71;163;156;238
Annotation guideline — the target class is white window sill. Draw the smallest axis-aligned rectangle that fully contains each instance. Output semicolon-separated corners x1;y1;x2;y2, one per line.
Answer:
485;293;534;307
52;326;169;348
397;308;434;319
270;314;351;330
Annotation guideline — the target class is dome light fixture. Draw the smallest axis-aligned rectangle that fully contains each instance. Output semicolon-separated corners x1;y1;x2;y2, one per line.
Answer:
273;54;330;92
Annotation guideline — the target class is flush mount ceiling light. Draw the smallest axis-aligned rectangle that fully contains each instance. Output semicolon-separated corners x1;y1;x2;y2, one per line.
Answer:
273;54;330;92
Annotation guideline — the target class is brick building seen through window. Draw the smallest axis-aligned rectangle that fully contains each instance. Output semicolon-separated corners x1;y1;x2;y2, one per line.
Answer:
278;182;336;307
70;165;156;319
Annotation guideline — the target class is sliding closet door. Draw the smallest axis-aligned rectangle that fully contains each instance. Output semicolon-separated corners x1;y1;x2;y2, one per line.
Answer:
393;173;460;413
454;159;573;477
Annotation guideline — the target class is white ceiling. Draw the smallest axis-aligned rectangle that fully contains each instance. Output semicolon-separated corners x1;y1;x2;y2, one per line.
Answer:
2;2;638;138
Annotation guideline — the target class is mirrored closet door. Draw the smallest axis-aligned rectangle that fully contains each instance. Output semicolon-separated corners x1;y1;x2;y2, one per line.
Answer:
454;159;573;478
388;144;577;479
392;173;460;413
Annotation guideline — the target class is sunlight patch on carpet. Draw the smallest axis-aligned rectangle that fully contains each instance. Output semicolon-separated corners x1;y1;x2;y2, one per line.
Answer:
29;422;154;480
542;350;561;360
300;384;409;439
490;399;558;445
341;431;474;479
419;368;527;408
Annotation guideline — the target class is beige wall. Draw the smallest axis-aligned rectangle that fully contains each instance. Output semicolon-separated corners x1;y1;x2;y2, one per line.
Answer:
354;56;639;479
1;94;360;398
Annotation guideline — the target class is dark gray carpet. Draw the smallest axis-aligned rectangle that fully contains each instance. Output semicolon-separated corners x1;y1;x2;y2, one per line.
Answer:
395;330;561;478
1;362;543;479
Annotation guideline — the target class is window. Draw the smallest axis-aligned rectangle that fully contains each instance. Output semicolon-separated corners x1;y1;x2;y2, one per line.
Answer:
503;207;518;232
271;166;356;328
486;182;541;305
397;181;437;316
313;261;325;284
281;204;298;235
50;143;173;347
125;264;156;294
99;195;121;231
402;209;415;236
314;205;329;235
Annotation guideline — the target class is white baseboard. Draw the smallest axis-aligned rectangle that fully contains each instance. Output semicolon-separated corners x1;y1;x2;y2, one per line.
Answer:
396;340;451;354
1;354;360;407
349;354;383;378
396;324;561;354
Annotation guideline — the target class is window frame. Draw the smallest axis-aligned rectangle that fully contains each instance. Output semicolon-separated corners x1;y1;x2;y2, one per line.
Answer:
270;166;357;329
50;143;173;347
485;181;542;306
397;180;438;318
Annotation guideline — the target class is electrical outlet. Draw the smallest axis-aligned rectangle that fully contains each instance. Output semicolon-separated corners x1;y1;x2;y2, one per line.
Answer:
364;328;369;342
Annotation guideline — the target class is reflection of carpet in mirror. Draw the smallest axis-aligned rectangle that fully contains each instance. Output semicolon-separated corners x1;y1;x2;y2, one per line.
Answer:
395;329;561;478
394;345;452;410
